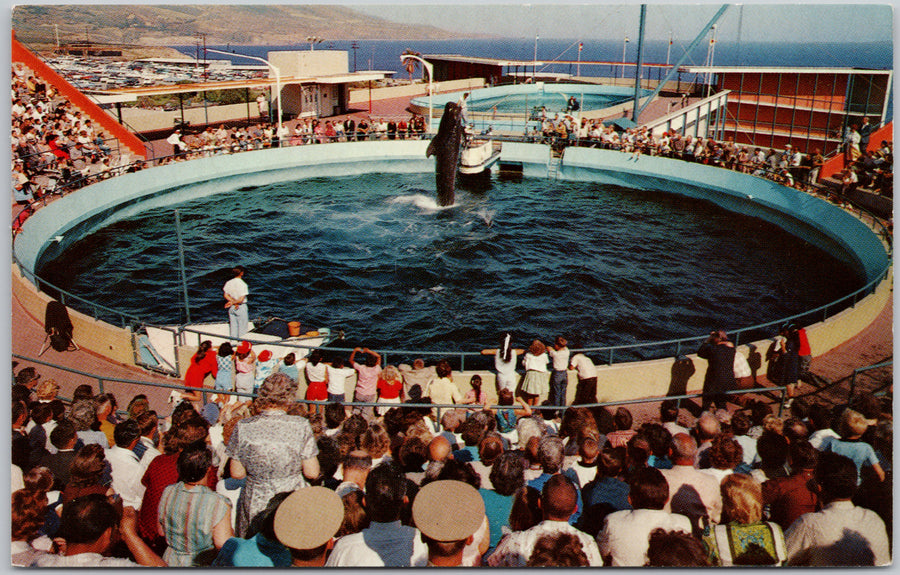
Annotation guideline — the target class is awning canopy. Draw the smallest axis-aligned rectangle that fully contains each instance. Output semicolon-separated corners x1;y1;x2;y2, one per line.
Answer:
602;117;638;131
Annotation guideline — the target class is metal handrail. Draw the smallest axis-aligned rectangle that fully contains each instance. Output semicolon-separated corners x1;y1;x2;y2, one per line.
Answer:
11;352;789;424
12;261;144;329
847;359;893;402
11;138;893;366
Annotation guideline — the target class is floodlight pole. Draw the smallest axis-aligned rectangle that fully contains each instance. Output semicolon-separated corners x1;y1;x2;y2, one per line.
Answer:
401;54;434;133
205;48;282;141
632;5;647;123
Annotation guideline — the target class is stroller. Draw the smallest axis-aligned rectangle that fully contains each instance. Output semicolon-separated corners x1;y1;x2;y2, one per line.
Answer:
39;300;79;356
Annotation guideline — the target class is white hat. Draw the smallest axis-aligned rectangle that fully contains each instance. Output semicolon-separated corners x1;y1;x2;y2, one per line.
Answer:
274;486;343;550
413;480;485;542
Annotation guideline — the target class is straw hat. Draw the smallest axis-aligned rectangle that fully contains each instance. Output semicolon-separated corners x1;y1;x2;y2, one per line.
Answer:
273;486;343;551
412;480;485;542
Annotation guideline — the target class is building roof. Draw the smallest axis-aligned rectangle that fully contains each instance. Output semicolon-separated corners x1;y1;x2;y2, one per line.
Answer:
679;65;892;75
91;70;393;97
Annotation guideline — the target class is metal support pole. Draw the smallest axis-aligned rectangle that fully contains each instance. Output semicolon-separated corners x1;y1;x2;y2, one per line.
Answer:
632;5;647;123
174;210;192;324
636;4;729;119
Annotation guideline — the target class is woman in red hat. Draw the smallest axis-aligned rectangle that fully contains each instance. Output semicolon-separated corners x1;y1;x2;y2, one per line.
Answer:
234;341;256;397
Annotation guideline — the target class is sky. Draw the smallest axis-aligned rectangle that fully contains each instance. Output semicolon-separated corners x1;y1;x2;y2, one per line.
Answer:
348;2;895;44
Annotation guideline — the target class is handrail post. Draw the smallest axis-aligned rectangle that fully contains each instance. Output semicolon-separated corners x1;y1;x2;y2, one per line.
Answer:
97;377;105;395
172;328;182;377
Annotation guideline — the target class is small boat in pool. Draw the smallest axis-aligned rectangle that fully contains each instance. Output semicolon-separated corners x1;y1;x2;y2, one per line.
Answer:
459;128;502;175
136;317;341;376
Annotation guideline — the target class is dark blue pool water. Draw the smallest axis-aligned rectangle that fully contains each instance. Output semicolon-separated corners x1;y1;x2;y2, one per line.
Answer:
38;172;861;359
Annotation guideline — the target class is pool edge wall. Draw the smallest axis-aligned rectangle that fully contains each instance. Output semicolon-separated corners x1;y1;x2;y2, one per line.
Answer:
12;141;892;402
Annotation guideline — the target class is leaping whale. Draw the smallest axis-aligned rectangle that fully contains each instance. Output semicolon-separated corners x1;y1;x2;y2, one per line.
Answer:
425;101;464;207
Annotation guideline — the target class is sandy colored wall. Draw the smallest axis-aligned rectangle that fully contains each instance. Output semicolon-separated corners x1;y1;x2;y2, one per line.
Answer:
347;77;486;105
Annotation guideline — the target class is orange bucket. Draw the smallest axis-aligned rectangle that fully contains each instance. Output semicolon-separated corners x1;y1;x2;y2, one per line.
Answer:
287;321;302;337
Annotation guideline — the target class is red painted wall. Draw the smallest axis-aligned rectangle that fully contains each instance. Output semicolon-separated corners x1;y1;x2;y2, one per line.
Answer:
820;121;894;181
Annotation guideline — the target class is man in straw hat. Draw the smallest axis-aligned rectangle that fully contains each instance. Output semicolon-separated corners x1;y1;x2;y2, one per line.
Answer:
413;479;486;567
272;486;344;567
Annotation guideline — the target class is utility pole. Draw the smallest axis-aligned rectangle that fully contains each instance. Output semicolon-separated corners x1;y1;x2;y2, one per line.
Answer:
666;32;673;66
198;33;208;126
351;41;359;72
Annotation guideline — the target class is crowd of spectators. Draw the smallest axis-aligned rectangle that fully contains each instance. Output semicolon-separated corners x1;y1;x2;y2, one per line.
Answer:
11;63;124;212
9;60;893;569
526;111;893;203
160;114;431;162
12;61;892;230
11;354;892;567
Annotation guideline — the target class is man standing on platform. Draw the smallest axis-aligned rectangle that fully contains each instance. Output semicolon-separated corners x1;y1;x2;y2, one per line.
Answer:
224;266;249;339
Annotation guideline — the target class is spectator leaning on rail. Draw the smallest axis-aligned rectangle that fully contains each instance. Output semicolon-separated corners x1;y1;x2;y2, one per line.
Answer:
697;329;736;411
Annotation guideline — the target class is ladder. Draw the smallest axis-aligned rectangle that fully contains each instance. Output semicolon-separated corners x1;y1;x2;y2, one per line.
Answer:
547;155;561;180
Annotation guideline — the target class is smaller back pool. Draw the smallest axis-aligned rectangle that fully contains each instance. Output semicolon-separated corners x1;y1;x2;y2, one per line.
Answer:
411;82;649;134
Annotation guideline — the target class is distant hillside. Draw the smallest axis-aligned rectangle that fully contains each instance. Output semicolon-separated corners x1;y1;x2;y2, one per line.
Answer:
12;4;464;47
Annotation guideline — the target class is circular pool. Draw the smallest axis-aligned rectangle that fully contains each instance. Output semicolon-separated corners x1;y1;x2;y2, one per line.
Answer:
37;170;861;359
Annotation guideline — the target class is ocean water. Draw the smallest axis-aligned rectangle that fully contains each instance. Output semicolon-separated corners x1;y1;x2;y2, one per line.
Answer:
175;37;893;119
175;38;893;77
38;172;860;361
